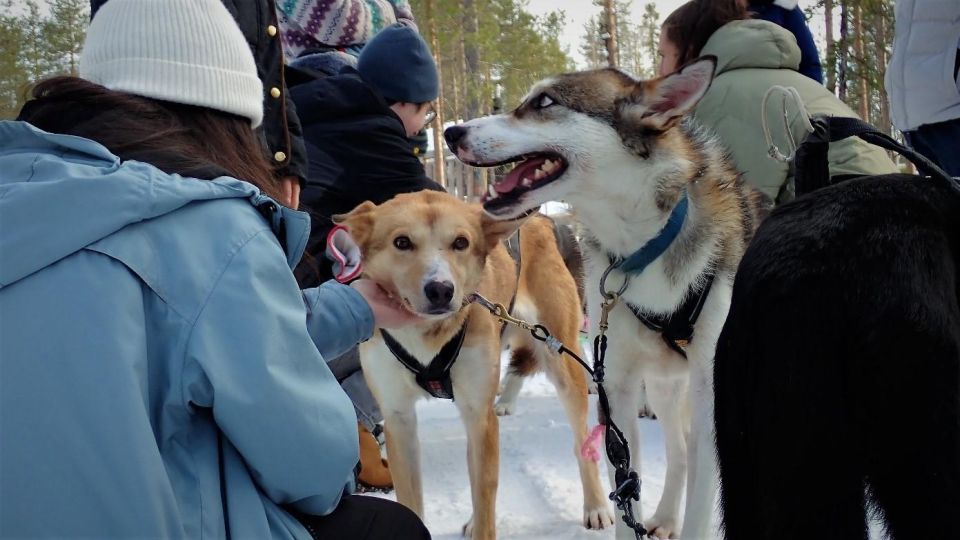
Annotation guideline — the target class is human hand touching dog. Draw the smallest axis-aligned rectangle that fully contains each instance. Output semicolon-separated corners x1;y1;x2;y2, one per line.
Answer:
351;279;422;329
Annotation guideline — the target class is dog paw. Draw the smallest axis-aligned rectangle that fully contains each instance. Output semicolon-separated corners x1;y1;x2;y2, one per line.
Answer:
643;515;679;539
494;401;515;416
583;505;616;529
461;516;474;538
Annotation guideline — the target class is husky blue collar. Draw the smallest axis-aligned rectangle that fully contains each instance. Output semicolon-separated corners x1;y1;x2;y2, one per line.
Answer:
609;193;689;275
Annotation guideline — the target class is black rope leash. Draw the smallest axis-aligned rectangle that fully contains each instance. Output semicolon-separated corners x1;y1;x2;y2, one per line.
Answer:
466;293;648;539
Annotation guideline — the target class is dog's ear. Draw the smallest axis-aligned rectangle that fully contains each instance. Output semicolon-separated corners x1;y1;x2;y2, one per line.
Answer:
332;201;377;247
624;56;716;132
481;211;530;252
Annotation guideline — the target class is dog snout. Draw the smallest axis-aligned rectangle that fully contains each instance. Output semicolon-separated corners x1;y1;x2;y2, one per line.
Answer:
444;125;467;152
424;280;455;308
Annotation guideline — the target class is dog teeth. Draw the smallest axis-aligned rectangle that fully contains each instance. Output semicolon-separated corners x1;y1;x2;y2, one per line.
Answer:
534;169;547;181
521;177;534;187
488;184;498;198
542;159;556;173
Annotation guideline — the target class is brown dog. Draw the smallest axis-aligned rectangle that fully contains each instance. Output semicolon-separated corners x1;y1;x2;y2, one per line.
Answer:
335;190;613;539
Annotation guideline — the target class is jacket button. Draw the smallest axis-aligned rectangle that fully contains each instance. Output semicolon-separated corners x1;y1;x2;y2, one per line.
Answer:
274;151;287;162
267;25;278;37
270;87;281;99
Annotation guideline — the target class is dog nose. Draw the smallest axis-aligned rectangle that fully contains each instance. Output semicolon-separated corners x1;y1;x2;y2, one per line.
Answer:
444;125;467;151
424;280;455;307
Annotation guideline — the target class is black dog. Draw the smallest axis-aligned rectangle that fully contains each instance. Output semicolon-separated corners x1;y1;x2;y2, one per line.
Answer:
715;161;960;538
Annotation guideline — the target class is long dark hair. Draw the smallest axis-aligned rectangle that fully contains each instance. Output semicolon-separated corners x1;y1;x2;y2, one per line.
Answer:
17;76;282;201
663;0;749;67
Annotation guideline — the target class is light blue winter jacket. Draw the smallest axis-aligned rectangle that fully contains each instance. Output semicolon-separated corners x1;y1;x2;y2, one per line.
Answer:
0;121;373;539
885;0;960;131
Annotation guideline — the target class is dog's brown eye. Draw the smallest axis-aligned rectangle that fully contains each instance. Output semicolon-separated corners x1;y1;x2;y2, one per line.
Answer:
393;236;413;250
452;236;470;251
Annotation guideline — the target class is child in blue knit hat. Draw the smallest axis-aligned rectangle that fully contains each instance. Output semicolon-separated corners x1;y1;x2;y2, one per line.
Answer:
288;22;445;490
289;21;442;290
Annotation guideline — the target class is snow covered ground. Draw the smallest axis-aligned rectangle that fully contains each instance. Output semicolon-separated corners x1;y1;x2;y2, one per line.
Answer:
372;350;885;539
369;344;712;539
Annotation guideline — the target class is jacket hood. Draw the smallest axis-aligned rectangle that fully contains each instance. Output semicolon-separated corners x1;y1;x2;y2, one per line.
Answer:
701;20;802;75
0;121;307;288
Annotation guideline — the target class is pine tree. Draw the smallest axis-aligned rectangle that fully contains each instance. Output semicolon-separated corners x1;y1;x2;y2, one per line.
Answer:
579;15;606;69
0;0;26;118
20;0;57;85
408;0;573;199
44;0;90;76
639;2;660;78
820;0;896;133
602;0;618;68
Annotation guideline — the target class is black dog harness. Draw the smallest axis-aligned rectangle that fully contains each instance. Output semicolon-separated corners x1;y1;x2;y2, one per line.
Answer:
380;323;468;400
623;276;714;357
598;192;714;357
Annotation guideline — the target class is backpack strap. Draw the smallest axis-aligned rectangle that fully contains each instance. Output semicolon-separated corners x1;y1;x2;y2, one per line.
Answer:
795;115;957;197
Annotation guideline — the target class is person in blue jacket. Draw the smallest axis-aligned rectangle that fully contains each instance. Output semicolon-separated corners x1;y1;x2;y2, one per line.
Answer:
747;0;824;83
0;1;428;539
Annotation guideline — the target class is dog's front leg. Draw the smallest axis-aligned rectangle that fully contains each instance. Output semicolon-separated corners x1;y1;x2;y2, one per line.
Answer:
643;377;689;539
382;403;424;519
603;378;644;540
455;398;499;539
453;343;500;540
680;356;719;539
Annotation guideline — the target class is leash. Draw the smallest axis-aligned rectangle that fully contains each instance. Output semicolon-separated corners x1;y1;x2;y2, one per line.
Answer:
466;292;649;539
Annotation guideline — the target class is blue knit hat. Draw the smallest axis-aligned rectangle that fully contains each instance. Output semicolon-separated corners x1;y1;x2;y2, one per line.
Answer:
357;24;439;104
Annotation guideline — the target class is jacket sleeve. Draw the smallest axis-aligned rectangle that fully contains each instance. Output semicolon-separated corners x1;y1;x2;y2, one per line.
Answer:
303;280;374;360
784;7;824;84
183;230;364;516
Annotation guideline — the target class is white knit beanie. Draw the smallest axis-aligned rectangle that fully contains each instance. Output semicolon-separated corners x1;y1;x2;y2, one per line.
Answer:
80;0;264;127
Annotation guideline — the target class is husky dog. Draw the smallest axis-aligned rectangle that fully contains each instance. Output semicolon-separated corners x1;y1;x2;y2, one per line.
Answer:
445;58;769;538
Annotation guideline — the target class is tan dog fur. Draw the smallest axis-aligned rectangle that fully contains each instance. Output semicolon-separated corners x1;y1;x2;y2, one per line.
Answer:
336;190;613;539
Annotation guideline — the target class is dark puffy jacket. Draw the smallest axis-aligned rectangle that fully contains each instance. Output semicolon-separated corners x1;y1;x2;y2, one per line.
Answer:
750;0;824;84
90;0;308;184
289;68;444;287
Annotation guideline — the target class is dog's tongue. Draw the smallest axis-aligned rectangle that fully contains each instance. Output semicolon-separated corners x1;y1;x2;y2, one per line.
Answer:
496;156;548;194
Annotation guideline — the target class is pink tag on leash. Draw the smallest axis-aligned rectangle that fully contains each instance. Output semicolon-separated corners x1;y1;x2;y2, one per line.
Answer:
581;424;604;462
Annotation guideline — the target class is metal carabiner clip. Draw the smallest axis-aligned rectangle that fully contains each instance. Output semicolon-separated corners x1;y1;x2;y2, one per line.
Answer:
599;261;630;301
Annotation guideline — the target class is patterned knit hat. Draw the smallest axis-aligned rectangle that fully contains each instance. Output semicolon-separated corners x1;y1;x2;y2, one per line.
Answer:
80;0;264;127
278;0;417;59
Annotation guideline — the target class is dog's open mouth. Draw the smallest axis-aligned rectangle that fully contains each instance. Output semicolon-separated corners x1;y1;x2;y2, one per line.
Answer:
480;153;568;213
